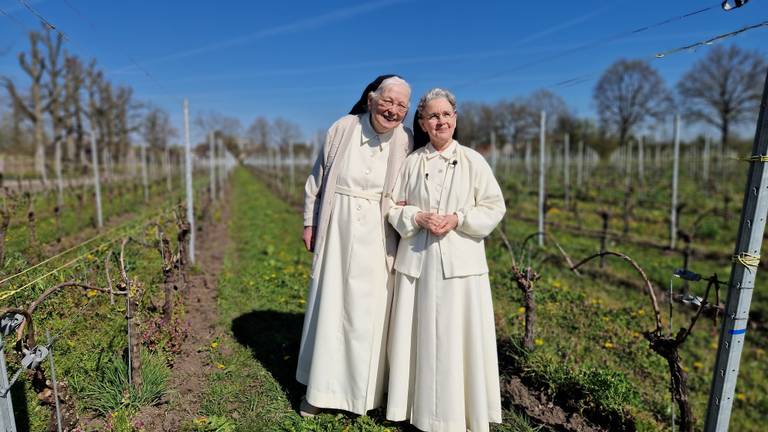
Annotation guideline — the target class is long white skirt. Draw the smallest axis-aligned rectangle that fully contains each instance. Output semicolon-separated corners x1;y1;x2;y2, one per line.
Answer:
387;240;502;432
296;193;391;414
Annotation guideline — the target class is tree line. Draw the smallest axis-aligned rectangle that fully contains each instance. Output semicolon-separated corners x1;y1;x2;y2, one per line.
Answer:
458;45;766;160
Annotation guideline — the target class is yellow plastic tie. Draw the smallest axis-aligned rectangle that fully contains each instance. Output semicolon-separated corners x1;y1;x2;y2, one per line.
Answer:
732;252;761;272
741;155;768;162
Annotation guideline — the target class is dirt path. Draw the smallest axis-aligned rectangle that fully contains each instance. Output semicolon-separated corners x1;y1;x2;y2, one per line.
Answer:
134;191;231;431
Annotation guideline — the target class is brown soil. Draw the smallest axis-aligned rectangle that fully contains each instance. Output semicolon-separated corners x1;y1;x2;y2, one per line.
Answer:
501;375;606;432
132;191;231;431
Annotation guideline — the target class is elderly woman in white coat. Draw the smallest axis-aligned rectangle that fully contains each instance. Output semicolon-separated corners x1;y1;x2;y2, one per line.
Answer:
386;88;505;432
297;76;414;416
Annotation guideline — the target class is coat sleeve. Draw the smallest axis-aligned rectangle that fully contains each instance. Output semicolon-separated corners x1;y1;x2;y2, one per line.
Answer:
387;161;422;239
455;159;506;238
303;127;333;226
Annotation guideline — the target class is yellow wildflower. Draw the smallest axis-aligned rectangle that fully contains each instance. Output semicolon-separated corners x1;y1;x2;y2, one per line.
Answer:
210;341;219;349
604;342;614;349
736;393;746;401
86;289;98;298
215;363;225;369
517;306;526;314
693;361;704;369
534;338;544;346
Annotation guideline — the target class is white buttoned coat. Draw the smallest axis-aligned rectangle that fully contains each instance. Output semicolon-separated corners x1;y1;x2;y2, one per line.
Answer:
388;141;506;278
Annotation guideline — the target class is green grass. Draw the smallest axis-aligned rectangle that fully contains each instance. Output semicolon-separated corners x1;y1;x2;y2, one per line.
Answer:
0;179;212;431
71;349;170;415
248;158;768;431
196;167;543;431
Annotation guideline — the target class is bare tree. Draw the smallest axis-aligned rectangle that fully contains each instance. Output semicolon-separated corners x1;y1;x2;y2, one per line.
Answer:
524;89;569;131
246;116;271;153
271;117;302;151
141;105;177;151
3;30;49;183
594;59;669;151
677;45;767;155
194;110;242;139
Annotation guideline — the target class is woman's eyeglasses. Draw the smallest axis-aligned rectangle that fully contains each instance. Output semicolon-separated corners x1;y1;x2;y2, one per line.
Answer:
377;98;409;113
423;111;456;123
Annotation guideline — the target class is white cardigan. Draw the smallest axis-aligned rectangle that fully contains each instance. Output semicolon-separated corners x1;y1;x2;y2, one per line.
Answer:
387;141;506;278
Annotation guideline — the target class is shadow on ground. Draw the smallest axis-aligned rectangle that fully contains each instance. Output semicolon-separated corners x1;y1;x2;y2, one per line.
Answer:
232;309;305;411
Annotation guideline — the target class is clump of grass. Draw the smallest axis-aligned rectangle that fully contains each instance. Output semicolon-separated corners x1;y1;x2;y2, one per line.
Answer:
280;413;395;432
72;349;169;415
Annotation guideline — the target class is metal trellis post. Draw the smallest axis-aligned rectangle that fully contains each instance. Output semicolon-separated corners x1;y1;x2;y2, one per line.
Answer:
0;338;16;432
90;131;103;228
538;111;546;247
183;99;196;264
564;133;570;208
704;70;768;432
209;131;216;201
670;115;680;250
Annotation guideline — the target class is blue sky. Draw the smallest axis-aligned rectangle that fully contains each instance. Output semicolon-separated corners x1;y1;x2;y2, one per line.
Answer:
1;0;767;143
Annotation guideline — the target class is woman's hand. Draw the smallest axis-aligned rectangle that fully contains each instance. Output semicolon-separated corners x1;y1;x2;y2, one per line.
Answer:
303;226;315;252
431;214;459;236
414;211;431;229
415;212;458;236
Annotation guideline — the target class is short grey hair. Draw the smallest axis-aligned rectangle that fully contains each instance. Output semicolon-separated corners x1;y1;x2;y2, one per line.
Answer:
369;76;411;100
416;88;457;118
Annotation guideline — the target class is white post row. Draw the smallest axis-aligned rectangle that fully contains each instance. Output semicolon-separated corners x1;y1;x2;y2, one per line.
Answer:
563;133;570;208
490;131;498;174
54;139;63;207
638;135;645;183
209;131;217;201
625;138;633;189
577;140;584;188
140;143;149;203
538;111;546;247
670;114;681;250
703;135;711;182
165;142;172;192
183;99;195;264
90;130;103;228
216;136;225;196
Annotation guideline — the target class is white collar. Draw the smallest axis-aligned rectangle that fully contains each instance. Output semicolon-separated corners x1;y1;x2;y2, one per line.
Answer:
361;114;394;146
425;140;457;161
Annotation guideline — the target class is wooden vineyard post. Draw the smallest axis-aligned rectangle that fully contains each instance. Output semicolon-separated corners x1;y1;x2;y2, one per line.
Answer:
90;130;103;228
704;70;768;432
670;114;681;250
183;99;195;264
538;111;546;247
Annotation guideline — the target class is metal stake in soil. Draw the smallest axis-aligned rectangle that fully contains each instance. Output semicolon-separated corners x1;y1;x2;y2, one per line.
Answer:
538;111;546;247
704;70;768;431
183;99;196;264
670;114;681;250
46;330;62;432
90;130;103;228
